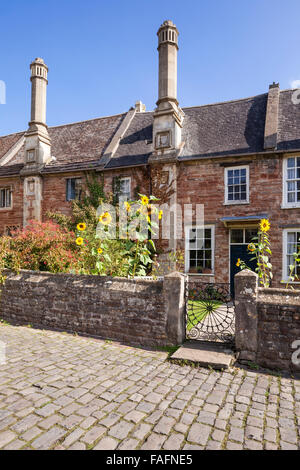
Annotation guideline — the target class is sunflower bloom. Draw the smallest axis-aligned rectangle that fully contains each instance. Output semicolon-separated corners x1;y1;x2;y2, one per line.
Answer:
140;195;149;206
248;243;255;252
236;258;241;267
98;247;103;254
77;222;86;231
99;212;112;226
158;210;163;220
259;219;270;232
76;237;84;246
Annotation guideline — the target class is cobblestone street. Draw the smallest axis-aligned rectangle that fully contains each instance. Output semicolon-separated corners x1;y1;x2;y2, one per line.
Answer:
0;324;299;450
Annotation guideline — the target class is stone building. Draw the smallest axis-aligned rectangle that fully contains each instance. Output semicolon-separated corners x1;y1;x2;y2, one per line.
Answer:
0;20;299;293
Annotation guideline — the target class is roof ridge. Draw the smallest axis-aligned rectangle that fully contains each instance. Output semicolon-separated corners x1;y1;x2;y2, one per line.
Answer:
48;111;127;130
0;130;25;139
182;92;268;111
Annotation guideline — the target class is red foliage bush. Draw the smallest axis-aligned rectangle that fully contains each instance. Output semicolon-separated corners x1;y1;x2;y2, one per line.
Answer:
7;220;82;273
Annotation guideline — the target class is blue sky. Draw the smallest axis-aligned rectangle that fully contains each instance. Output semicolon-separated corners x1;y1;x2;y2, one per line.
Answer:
1;0;300;136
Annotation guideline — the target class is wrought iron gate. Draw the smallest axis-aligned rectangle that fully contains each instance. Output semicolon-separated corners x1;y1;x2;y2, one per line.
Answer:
186;280;235;343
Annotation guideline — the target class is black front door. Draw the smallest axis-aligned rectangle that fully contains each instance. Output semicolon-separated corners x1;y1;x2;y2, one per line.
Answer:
230;245;257;298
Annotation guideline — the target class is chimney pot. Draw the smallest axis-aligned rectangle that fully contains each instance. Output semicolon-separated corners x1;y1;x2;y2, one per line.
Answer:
135;101;146;112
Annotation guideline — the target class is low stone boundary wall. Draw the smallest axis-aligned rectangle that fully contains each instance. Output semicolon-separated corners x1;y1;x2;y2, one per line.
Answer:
0;270;186;348
235;270;300;372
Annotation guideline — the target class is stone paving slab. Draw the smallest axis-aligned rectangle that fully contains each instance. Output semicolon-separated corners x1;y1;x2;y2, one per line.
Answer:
0;324;299;450
170;341;234;370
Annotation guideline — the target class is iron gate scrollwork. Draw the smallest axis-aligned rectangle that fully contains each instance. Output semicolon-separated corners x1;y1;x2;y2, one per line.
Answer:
186;281;235;343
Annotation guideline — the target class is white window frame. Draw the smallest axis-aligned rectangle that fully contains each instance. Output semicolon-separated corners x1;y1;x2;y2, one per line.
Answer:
224;165;249;205
0;186;12;211
119;177;131;201
282;157;300;209
282;228;300;283
184;224;215;275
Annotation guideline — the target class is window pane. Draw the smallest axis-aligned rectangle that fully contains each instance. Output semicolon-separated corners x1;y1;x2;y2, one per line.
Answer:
204;238;211;248
288;192;295;203
0;189;4;208
288;181;295;191
6;189;11;207
287;232;296;243
231;229;243;244
287;157;295;168
245;229;257;243
75;179;82;200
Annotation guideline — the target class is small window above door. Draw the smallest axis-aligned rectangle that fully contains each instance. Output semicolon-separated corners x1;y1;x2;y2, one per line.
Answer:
230;228;257;245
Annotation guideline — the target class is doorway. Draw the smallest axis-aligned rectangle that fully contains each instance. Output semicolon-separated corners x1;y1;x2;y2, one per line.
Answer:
230;228;258;297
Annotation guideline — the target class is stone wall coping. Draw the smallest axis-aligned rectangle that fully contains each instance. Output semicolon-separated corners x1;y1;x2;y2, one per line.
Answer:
258;286;300;296
258;287;300;306
235;269;258;278
2;269;164;286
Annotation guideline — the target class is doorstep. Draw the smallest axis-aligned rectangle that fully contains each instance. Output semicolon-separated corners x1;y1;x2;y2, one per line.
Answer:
169;340;235;370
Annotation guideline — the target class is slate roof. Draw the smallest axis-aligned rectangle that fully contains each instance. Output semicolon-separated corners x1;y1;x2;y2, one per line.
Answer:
0;132;24;161
107;112;153;169
1;89;300;176
180;93;268;159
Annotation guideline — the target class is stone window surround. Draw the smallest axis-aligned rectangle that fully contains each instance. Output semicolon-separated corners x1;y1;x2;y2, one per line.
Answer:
184;224;215;276
224;165;250;205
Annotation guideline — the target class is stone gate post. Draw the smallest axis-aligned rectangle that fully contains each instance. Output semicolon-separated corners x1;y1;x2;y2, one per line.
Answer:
163;272;187;345
234;269;259;363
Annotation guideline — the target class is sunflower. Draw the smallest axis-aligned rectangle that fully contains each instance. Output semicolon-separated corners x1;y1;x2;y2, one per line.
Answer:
97;247;103;254
140;195;149;206
248;243;256;252
158;210;163;220
124;201;131;212
259;219;270;232
99;212;112;226
236;258;241;267
77;222;86;231
76;237;84;246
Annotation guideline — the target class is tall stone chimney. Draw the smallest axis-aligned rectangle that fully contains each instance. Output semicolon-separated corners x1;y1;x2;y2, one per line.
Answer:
152;20;184;157
264;82;280;150
23;58;51;172
22;58;51;226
